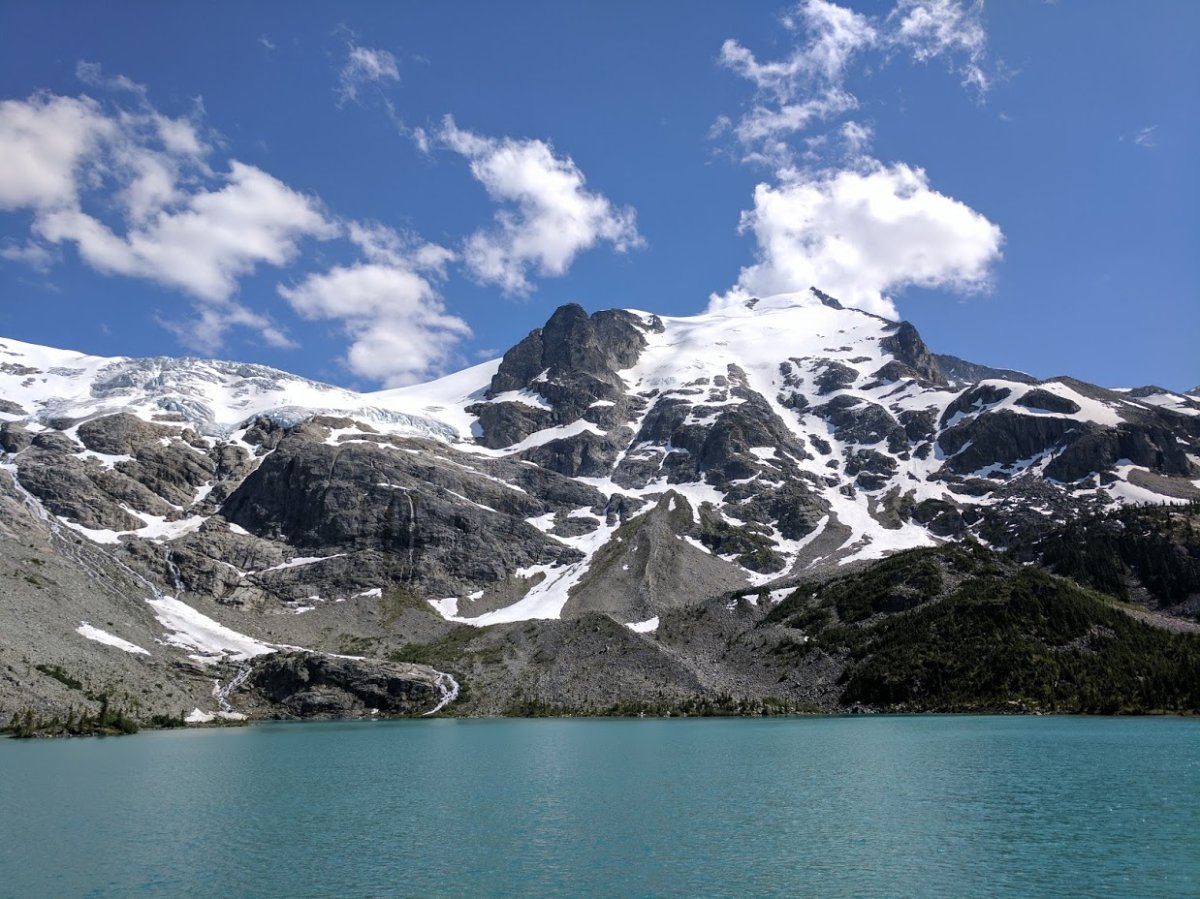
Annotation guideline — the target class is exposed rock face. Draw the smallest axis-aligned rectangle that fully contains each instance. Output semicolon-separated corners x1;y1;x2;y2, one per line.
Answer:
1015;389;1081;415
248;651;445;717
16;449;150;531
470;304;658;451
489;304;651;395
934;353;1036;387
938;411;1081;475
0;421;31;453
814;395;904;448
520;430;625;478
2;288;1198;725
879;321;945;386
616;366;811;490
1045;423;1197;482
220;433;592;595
76;413;178;455
564;492;748;621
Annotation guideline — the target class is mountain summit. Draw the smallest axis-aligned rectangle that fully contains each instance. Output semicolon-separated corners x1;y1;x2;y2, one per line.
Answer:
2;289;1198;725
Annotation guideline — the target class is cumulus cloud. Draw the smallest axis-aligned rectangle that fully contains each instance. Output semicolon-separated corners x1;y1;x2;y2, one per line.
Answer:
337;44;400;105
0;68;483;378
280;223;469;386
439;117;642;296
713;162;1003;318
35;161;335;301
0;94;114;210
714;2;1003;316
0;77;336;351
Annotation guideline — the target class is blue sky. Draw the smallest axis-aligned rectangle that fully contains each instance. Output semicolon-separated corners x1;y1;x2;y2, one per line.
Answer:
1;1;1196;390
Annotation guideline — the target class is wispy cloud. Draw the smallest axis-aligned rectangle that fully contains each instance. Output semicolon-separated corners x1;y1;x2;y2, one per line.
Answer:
0;238;57;271
716;0;994;167
889;0;989;92
336;43;400;105
717;0;876;167
439;117;642;296
75;60;148;98
1122;125;1158;148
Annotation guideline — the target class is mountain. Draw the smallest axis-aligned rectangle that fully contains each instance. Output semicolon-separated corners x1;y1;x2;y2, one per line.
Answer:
2;288;1198;731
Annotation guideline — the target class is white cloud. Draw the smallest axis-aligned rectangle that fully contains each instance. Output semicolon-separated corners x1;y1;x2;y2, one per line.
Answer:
0;83;338;350
718;0;993;165
337;45;400;105
839;120;874;155
0;94;114;210
1;72;479;378
714;161;1003;318
718;1;876;163
1125;125;1158;148
161;302;297;354
440;117;642;296
889;0;989;92
720;1;876;96
346;219;456;273
0;239;56;271
280;226;469;386
734;90;859;153
715;2;1002;318
75;61;147;98
35;161;335;301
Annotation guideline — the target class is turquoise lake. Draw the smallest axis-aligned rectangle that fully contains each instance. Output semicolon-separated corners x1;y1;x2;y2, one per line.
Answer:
0;716;1196;898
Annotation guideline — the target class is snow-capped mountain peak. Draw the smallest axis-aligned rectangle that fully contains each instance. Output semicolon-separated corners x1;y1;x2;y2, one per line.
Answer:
2;288;1197;631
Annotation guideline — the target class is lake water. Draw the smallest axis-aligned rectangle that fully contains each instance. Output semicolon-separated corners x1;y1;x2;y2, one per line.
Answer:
0;716;1196;898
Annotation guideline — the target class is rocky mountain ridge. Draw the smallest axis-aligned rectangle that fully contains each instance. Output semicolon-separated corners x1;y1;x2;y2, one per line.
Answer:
2;288;1198;727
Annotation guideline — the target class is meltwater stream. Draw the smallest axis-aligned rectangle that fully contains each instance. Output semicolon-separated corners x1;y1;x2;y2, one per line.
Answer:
0;716;1196;899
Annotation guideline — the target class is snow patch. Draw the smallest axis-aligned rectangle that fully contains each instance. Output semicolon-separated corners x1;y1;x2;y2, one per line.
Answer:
147;596;275;663
76;622;150;655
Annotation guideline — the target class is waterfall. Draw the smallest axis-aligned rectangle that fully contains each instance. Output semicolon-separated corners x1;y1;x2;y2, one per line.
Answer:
213;665;252;713
422;670;460;716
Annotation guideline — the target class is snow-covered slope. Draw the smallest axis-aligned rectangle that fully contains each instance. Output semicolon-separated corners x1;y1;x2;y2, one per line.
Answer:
0;335;496;442
2;288;1197;633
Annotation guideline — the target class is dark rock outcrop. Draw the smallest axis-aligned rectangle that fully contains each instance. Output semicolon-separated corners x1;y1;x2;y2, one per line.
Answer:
1014;389;1081;415
1045;423;1197;482
879;322;945;385
220;433;591;593
248;651;444;717
939;384;1012;427
471;305;656;449
564;492;749;619
933;354;1035;387
938;411;1081;476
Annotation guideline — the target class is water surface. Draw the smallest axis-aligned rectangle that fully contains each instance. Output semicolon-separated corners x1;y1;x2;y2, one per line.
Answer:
1;716;1196;897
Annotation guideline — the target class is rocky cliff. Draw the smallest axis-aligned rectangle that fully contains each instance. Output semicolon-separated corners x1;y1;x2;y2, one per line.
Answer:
2;288;1198;728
